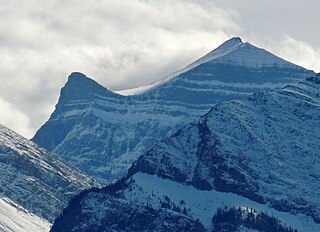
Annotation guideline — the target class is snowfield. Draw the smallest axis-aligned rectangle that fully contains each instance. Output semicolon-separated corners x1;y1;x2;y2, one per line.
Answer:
124;173;319;231
0;197;50;232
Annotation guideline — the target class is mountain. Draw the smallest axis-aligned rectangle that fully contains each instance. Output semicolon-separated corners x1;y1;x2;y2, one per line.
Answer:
33;37;313;183
0;124;99;223
51;74;320;232
0;197;50;232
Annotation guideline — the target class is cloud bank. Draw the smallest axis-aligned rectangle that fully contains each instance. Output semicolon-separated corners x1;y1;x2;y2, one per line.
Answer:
275;36;320;72
0;98;32;137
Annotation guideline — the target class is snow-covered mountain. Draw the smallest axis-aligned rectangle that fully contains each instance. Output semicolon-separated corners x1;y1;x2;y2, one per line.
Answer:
51;74;320;231
0;197;50;232
33;37;313;183
0;124;98;224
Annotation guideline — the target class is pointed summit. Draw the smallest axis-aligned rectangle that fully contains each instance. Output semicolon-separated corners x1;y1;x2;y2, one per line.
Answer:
67;72;90;82
212;37;306;69
116;37;308;96
125;37;246;93
213;36;244;53
228;36;243;43
185;37;244;70
66;72;102;90
187;36;303;69
60;72;116;103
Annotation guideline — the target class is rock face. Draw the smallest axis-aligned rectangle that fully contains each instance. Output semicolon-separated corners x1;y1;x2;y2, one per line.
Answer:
50;74;320;232
32;38;312;183
0;124;98;222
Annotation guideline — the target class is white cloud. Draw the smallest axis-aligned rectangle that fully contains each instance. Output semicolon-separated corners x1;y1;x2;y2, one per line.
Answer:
273;36;320;72
0;98;33;138
0;0;240;138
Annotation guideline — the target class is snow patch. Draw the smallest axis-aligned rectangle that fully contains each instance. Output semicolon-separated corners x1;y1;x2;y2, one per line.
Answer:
0;197;51;232
124;173;319;231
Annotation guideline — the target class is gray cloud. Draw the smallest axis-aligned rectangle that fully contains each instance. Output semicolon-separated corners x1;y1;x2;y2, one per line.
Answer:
0;0;319;138
215;0;320;47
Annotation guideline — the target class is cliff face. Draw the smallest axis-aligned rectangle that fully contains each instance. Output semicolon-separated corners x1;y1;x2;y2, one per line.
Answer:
0;124;98;222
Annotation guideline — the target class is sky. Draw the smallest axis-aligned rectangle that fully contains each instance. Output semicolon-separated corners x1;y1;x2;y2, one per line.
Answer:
0;0;319;138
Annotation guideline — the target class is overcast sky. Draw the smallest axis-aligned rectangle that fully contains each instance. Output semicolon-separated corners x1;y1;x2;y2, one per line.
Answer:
0;0;319;138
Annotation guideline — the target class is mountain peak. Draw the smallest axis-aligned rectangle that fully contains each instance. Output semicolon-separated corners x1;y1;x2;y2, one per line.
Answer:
67;72;93;85
229;36;243;43
68;71;86;78
185;36;305;70
60;72;117;103
185;37;245;70
219;36;244;49
116;37;306;96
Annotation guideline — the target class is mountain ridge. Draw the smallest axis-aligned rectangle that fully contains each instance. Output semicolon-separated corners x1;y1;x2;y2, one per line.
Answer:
33;37;314;183
0;123;99;222
51;73;320;232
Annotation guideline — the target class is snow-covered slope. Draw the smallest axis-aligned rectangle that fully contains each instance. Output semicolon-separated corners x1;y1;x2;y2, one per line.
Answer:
0;124;98;223
33;37;313;183
0;197;50;232
122;173;318;231
51;74;320;232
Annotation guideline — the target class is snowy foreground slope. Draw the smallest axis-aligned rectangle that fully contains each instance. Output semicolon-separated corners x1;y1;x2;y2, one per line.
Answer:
51;74;320;231
33;37;313;183
0;197;50;232
0;124;98;223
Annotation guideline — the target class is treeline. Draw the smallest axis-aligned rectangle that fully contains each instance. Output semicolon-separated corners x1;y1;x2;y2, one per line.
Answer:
212;206;298;232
